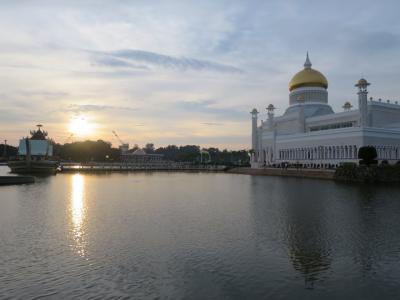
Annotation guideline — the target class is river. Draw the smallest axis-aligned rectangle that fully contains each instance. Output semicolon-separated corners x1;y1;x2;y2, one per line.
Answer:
1;166;400;299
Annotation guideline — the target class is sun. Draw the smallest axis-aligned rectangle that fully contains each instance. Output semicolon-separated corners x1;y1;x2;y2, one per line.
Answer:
68;116;95;136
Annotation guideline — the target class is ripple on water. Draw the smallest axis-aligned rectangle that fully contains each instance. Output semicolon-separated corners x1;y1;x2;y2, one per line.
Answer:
1;170;400;299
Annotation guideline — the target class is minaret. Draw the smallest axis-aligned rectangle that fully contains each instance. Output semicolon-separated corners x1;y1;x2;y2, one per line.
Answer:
342;102;353;111
355;78;370;127
250;108;259;152
266;104;275;129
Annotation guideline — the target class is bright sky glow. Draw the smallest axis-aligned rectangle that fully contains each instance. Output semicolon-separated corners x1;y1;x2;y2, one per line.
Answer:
68;116;96;137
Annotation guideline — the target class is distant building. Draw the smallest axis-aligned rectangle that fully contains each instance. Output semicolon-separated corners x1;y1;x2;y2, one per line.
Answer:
251;53;400;168
121;148;164;164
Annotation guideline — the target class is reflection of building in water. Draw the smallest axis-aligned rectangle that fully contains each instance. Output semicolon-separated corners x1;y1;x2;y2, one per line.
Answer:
353;186;388;274
284;189;332;289
251;53;400;168
248;177;332;289
287;219;332;289
71;173;87;257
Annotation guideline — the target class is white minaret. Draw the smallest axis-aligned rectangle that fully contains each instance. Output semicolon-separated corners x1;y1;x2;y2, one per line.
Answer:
266;104;275;129
355;78;370;127
251;108;259;151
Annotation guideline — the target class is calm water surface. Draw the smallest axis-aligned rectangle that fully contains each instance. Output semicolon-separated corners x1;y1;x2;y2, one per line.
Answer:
1;166;400;299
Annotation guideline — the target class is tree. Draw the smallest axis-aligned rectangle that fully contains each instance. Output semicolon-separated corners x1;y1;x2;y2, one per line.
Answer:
53;140;119;162
358;146;377;166
145;143;155;153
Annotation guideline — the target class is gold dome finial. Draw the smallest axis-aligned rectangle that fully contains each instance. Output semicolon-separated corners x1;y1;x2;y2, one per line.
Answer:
304;51;312;69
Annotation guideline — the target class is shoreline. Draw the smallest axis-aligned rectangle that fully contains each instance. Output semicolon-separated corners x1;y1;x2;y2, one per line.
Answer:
226;167;335;180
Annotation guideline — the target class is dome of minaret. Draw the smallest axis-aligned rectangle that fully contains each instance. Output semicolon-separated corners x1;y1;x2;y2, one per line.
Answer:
288;53;328;92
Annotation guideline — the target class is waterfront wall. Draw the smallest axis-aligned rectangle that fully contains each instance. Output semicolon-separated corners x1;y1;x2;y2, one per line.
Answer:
229;165;400;183
335;164;400;183
227;167;335;180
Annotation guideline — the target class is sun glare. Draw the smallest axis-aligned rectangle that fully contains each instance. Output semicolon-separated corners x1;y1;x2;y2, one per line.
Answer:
68;116;95;136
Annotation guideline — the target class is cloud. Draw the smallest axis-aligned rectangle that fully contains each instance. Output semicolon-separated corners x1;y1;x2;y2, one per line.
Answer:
93;56;149;70
65;104;139;113
1;0;400;149
171;99;247;120
18;90;70;99
350;31;400;54
201;122;224;126
91;49;243;73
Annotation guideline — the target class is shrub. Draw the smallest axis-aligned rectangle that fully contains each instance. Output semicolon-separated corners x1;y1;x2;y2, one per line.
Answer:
358;146;378;166
341;162;357;168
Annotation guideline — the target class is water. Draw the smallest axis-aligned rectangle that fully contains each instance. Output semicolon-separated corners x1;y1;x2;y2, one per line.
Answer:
1;166;400;299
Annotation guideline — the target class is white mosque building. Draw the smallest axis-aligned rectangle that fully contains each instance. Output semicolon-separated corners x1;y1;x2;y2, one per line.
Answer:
251;53;400;168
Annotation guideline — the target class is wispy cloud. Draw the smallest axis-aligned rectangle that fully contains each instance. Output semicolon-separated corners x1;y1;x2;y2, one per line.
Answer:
91;49;243;73
171;99;247;120
201;122;224;126
93;56;149;70
65;104;139;113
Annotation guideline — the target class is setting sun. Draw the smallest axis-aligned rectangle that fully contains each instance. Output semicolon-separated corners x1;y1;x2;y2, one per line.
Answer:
68;116;95;136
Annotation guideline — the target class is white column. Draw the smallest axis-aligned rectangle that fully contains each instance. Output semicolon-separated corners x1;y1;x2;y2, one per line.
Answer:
355;79;370;127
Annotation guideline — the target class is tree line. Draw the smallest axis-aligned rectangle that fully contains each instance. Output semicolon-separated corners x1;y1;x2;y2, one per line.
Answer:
0;144;17;161
50;140;250;165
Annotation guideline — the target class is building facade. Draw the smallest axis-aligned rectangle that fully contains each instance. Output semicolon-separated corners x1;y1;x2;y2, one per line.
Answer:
121;148;164;164
251;54;400;168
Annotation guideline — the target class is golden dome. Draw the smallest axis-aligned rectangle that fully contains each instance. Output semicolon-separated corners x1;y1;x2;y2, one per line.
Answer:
288;53;328;91
289;68;328;91
355;78;370;87
358;78;368;85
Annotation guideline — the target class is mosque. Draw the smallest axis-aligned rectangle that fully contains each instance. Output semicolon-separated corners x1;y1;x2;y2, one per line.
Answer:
251;53;400;168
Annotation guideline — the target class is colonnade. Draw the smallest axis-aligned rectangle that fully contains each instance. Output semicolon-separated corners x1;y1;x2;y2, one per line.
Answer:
276;145;400;161
376;145;400;160
254;145;400;165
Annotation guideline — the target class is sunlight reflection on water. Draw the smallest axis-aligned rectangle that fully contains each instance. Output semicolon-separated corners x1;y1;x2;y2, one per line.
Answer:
71;173;86;257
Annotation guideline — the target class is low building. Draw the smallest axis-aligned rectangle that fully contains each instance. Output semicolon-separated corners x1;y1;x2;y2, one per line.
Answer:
251;54;400;168
121;148;164;164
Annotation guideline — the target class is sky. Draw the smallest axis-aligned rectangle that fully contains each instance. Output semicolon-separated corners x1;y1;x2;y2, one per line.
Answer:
1;0;400;149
